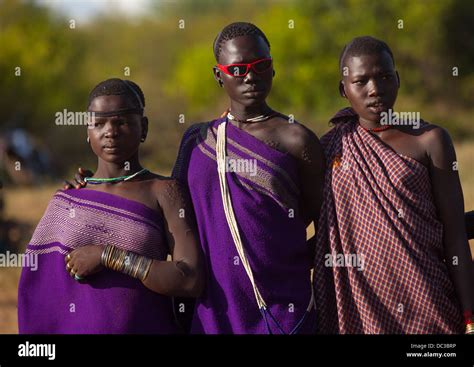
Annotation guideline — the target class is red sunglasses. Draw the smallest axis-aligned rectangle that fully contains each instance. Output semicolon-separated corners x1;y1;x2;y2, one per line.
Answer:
217;57;272;77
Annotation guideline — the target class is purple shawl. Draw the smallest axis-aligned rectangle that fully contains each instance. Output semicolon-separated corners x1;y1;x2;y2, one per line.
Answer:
18;189;179;334
173;118;315;334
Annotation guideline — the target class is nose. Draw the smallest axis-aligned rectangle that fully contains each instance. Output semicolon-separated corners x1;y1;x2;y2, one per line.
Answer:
104;121;119;138
244;69;258;83
368;79;383;97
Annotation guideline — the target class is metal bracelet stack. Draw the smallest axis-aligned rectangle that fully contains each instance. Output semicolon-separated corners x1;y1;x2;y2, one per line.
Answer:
101;244;153;282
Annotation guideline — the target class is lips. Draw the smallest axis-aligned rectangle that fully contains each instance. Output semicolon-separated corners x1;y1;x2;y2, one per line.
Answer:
103;145;120;153
367;101;388;114
243;88;266;99
243;84;265;93
367;100;385;107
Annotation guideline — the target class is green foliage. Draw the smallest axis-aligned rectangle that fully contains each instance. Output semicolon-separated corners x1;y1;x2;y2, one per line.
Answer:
1;0;473;178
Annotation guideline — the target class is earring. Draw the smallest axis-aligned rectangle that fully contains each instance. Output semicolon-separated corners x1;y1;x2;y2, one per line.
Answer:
86;137;90;144
218;80;223;87
140;137;145;142
272;70;276;77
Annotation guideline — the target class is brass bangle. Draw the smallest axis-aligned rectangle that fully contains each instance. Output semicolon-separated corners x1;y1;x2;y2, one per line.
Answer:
139;258;153;282
107;246;116;269
100;245;112;266
99;244;152;281
466;323;474;334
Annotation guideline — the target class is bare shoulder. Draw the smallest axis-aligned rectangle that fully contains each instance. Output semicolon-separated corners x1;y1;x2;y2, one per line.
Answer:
151;177;190;210
421;123;451;142
419;123;454;153
273;116;322;160
413;123;457;166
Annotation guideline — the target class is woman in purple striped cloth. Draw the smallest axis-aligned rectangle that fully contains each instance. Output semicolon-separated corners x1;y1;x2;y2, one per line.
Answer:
18;78;204;334
169;22;327;334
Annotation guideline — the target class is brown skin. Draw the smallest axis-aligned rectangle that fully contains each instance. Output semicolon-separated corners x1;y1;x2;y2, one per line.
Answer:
71;35;325;256
213;35;324;248
341;52;474;314
64;94;204;298
466;211;474;240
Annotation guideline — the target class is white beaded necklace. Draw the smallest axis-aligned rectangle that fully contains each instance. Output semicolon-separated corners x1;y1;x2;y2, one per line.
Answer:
227;111;276;123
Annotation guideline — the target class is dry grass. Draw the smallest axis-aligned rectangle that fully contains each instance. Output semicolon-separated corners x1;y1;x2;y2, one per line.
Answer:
0;184;57;334
1;142;473;333
456;142;474;255
457;142;474;211
2;185;58;232
0;268;21;333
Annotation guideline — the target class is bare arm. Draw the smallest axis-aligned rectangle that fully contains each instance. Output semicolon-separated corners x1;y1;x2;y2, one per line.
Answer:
285;124;325;257
426;127;474;314
66;180;204;298
142;180;204;297
466;210;474;240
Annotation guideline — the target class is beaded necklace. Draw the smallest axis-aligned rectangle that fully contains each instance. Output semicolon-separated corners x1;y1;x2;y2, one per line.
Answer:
84;168;148;184
227;110;277;124
360;123;391;132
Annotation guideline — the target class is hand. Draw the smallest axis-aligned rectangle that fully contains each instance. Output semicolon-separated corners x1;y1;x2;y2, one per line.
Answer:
63;167;93;190
65;245;104;280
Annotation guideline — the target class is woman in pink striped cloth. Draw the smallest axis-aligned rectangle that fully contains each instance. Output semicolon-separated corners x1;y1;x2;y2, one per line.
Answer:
313;36;474;334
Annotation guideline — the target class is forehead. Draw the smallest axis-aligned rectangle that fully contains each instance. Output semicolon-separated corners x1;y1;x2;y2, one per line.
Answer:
345;52;395;76
88;94;134;111
219;35;270;64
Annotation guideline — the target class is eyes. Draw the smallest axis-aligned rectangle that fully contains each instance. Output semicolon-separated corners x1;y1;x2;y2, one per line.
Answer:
90;119;129;128
353;74;394;85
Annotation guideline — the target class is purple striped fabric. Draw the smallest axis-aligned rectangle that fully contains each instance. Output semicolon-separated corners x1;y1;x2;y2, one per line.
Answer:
18;188;179;334
313;108;463;334
173;118;316;334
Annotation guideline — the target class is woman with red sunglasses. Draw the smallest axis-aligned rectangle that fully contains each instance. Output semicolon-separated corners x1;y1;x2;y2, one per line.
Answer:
171;22;329;334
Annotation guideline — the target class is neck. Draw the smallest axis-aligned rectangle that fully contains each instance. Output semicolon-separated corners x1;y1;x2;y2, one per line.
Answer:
229;101;272;121
359;117;382;130
95;157;143;179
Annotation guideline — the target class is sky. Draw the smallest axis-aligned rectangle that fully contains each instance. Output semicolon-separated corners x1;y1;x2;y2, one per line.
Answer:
35;0;154;22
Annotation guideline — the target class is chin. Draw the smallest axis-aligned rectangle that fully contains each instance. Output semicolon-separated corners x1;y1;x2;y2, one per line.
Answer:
357;112;382;124
243;100;264;106
241;97;268;107
99;153;127;163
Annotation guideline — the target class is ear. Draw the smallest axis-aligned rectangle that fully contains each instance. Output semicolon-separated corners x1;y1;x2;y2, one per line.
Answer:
395;70;401;89
339;80;347;98
141;117;148;141
213;66;223;87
